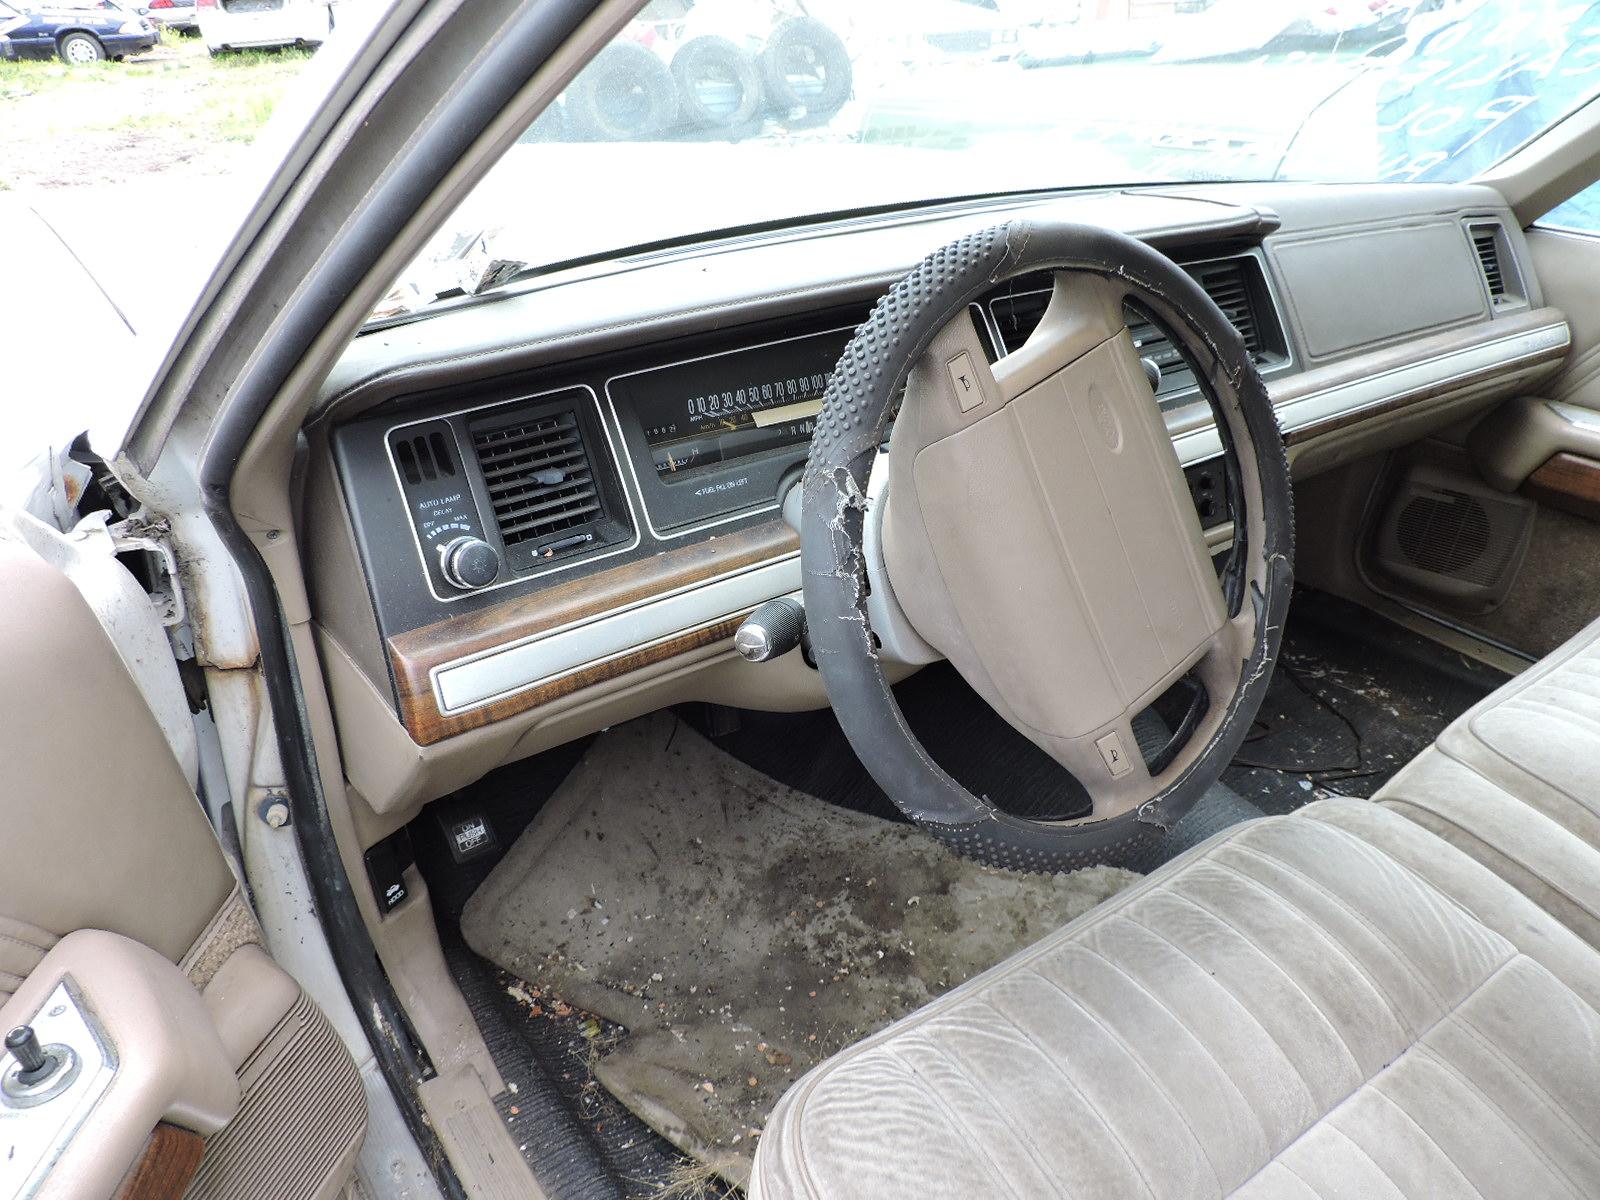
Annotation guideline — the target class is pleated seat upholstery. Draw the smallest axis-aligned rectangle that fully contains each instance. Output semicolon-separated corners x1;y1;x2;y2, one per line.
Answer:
751;621;1600;1200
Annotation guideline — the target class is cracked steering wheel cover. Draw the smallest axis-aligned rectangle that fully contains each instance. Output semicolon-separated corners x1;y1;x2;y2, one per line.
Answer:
800;219;1294;871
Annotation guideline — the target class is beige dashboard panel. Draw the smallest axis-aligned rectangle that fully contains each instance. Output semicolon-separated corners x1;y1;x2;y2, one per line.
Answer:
318;616;846;818
299;184;1573;823
1270;219;1490;360
310;313;1571;818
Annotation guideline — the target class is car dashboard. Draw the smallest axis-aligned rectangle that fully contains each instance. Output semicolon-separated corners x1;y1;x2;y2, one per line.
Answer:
302;180;1570;817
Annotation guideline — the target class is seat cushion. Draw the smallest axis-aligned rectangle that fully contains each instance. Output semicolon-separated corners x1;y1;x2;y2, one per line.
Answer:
1375;615;1600;949
750;800;1600;1200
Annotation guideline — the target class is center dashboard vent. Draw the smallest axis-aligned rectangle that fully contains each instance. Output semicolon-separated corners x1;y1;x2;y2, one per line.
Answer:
467;396;632;573
985;254;1287;401
1188;259;1261;353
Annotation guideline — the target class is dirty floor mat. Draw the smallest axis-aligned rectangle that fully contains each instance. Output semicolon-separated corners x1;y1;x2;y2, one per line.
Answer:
1221;590;1508;814
460;713;1138;1186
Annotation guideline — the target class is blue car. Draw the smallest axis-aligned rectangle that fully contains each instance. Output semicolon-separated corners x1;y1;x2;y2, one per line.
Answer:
0;0;158;63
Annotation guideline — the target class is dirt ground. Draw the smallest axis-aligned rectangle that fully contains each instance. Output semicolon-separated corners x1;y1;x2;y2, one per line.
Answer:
0;34;312;191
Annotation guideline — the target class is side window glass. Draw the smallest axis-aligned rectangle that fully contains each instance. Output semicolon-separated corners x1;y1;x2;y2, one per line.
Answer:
1539;183;1600;237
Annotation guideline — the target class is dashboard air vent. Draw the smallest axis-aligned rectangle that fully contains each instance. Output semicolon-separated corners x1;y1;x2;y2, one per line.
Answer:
1471;225;1506;299
394;430;457;485
471;410;602;550
1189;259;1262;356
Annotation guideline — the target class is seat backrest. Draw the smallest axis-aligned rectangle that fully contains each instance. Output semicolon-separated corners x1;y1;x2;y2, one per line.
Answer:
0;541;235;982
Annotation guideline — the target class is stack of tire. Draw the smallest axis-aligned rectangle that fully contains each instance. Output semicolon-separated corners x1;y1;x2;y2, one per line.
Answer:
557;17;852;142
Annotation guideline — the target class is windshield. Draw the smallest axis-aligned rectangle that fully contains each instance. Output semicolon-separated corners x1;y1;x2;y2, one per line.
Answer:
384;0;1600;313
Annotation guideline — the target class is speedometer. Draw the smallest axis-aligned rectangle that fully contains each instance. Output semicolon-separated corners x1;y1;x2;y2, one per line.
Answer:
615;328;853;478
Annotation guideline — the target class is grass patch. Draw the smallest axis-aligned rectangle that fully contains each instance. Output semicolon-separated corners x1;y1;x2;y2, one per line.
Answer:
0;35;314;189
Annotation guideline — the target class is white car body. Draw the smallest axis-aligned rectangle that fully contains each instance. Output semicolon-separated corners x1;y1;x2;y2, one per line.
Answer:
142;0;198;32
197;0;331;52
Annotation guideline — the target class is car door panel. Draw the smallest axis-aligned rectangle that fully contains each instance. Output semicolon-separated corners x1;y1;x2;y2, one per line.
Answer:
0;532;367;1197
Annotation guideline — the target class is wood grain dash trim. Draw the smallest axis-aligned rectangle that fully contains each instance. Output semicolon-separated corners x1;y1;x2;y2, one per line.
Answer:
1280;314;1569;447
1524;452;1600;522
390;519;797;744
114;1123;206;1200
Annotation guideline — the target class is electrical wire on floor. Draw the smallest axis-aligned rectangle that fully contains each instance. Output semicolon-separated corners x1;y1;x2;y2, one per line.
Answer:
1230;653;1387;786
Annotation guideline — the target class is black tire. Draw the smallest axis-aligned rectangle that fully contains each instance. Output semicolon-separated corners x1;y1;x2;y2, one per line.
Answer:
565;41;678;141
57;31;106;65
671;35;763;133
760;17;851;122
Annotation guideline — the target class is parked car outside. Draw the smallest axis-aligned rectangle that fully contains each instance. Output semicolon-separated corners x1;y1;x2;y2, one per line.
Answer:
195;0;331;54
139;0;196;33
0;3;18;56
0;0;158;62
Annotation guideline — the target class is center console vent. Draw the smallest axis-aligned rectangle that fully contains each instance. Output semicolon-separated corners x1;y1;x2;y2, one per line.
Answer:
983;252;1289;405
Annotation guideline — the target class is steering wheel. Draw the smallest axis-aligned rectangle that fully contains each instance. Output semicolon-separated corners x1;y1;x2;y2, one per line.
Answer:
801;220;1294;871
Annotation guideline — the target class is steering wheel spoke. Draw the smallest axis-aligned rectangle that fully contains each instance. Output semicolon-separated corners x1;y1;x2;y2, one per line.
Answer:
989;271;1134;403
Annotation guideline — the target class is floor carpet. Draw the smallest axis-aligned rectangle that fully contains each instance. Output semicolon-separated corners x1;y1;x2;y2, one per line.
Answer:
1221;590;1508;813
459;713;1138;1186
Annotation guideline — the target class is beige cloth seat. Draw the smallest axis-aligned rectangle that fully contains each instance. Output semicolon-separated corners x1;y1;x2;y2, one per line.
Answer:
750;621;1600;1200
1375;616;1600;949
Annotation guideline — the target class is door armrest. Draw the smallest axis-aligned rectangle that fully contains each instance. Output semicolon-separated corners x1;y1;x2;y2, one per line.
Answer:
0;930;240;1198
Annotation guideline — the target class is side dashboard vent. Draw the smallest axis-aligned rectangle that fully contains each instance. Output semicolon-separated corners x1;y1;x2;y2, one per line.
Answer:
1471;223;1507;300
471;409;607;557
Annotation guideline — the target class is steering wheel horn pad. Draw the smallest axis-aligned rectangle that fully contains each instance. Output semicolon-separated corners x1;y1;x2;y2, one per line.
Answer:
801;220;1293;870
